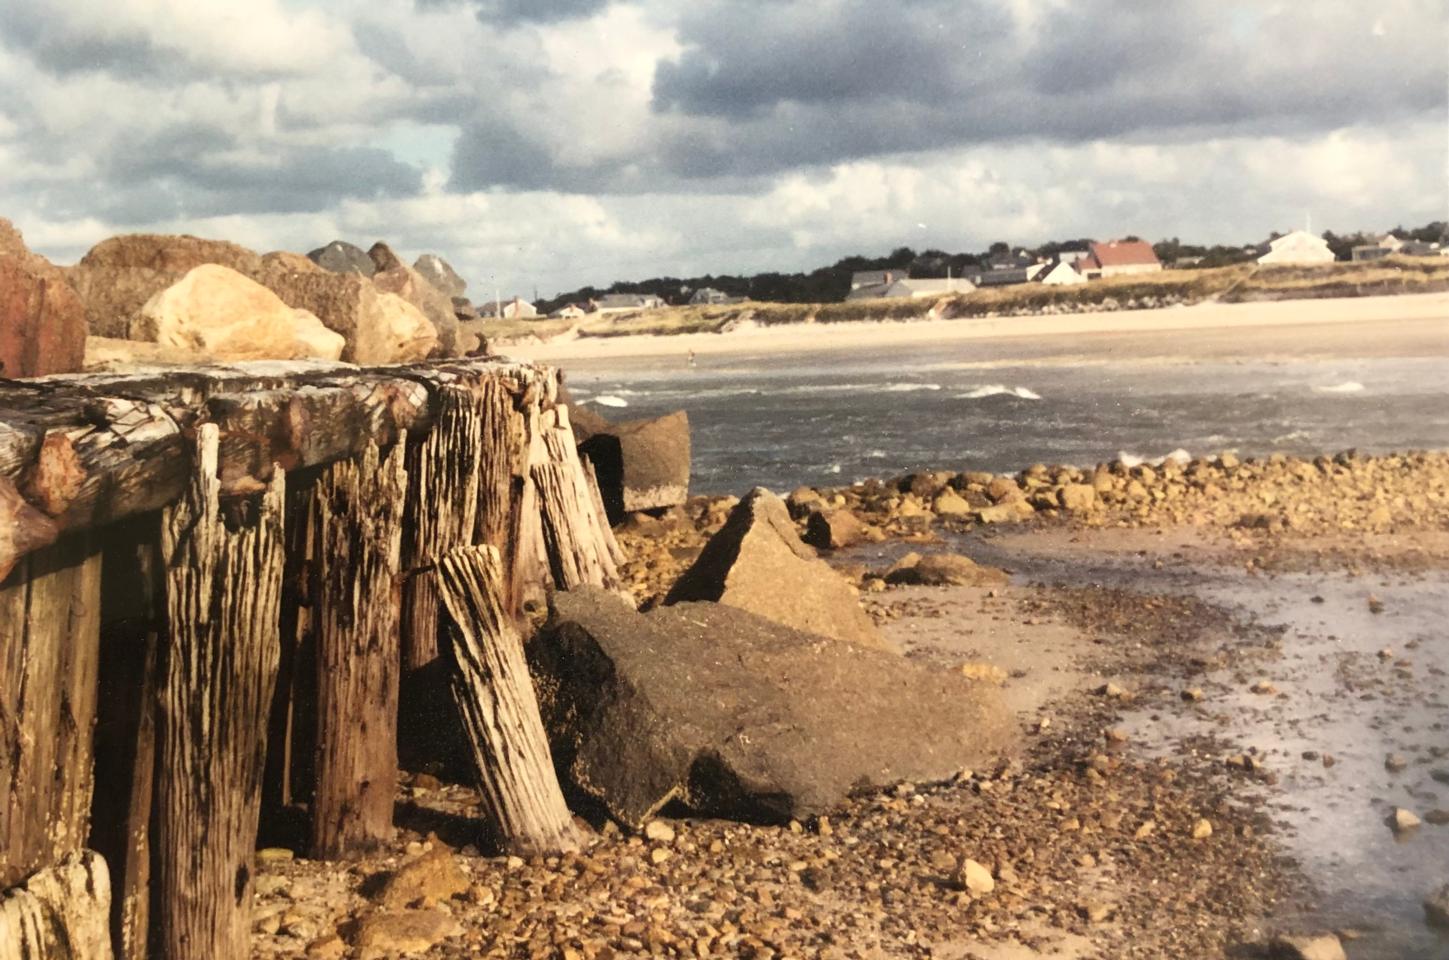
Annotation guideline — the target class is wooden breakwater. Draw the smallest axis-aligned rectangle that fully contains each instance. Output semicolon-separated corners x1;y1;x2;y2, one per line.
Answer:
0;358;620;959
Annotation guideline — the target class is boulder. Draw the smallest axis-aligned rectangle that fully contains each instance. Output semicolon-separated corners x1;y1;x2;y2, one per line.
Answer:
579;411;691;520
307;240;375;277
932;489;973;517
0;220;87;377
665;488;889;651
785;486;825;521
369;243;459;356
376;848;470;909
83;336;208;371
260;268;438;364
885;553;1008;587
413;254;467;298
1057;483;1098;511
70;233;263;337
452;297;478;321
531;587;1014;827
986;477;1023;503
129;264;345;362
803;508;864;550
565;399;613;445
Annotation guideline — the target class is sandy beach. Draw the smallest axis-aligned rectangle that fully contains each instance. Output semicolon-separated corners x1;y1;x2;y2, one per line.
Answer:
500;292;1449;364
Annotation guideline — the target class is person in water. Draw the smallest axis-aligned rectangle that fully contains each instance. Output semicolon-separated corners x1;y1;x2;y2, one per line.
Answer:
687;350;697;368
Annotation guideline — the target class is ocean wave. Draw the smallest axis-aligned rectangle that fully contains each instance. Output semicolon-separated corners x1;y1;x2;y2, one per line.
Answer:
882;383;942;393
957;384;1042;400
1272;429;1313;444
589;395;629;408
1312;381;1365;394
1117;448;1192;468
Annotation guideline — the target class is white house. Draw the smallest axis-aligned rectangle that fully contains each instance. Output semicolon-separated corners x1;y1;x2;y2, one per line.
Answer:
478;296;538;319
1257;230;1335;265
846;276;974;300
1038;261;1086;285
594;293;665;314
549;303;588;319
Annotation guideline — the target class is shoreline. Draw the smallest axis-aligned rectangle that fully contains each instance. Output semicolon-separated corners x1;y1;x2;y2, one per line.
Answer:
498;291;1449;363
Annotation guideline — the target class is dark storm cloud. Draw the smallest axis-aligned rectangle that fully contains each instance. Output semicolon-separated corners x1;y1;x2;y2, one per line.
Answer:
646;0;1448;180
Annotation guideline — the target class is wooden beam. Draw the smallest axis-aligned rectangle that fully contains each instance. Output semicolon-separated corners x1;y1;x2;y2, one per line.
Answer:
532;407;622;592
309;439;409;859
436;546;580;857
154;424;285;960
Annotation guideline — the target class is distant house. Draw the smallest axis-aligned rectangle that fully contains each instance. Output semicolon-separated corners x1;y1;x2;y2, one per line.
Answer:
1038;261;1086;286
549;303;588;319
985;248;1038;271
1081;240;1163;278
1057;247;1091;265
965;263;1045;287
1256;230;1335;265
1399;240;1444;257
849;269;910;291
688;287;744;305
477;296;538;319
594;293;665;314
1351;243;1392;262
846;274;974;301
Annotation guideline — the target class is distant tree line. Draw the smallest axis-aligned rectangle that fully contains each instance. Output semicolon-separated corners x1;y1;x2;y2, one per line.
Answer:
535;220;1449;312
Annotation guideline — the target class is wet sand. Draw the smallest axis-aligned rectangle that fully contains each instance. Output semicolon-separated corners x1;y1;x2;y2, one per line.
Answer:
502;293;1449;364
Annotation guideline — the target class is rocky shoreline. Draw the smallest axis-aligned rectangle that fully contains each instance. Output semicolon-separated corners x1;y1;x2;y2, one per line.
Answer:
246;448;1448;960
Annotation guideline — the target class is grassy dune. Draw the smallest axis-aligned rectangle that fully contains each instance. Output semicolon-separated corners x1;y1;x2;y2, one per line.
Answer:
485;256;1449;342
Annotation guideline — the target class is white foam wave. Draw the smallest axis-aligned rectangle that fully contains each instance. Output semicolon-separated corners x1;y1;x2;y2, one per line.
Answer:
591;395;629;408
1313;381;1365;394
1117;448;1192;468
883;383;942;393
957;384;1042;400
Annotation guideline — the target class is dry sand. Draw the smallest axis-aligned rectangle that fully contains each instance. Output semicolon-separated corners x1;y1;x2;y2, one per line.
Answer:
499;292;1449;364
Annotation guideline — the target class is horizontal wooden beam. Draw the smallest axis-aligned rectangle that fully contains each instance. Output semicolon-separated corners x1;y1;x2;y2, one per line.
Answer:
0;358;553;579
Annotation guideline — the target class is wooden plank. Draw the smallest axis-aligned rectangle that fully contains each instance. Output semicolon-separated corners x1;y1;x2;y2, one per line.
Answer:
309;439;409;859
0;533;103;890
154;424;285;960
436;546;580;856
532;407;621;592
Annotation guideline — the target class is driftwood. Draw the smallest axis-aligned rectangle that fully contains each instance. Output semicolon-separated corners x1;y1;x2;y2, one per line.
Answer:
155;424;285;960
310;439;409;859
0;533;102;890
437;546;580;856
0;850;113;960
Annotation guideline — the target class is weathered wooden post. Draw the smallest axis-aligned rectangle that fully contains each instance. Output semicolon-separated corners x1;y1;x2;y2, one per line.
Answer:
532;406;622;592
437;546;581;856
401;384;484;671
154;424;285;960
309;439;409;859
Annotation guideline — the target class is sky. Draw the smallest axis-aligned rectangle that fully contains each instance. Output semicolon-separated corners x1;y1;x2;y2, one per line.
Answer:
0;0;1446;298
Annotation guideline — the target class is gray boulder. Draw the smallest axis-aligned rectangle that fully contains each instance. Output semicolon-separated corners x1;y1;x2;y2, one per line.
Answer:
414;254;467;298
1427;883;1449;929
532;588;1014;828
307;240;375;277
579;410;690;519
666;488;889;651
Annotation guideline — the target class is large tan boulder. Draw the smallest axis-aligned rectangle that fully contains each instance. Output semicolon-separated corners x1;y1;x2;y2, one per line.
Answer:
129;264;344;361
70;233;264;337
665;487;892;652
83;336;208;371
0;218;87;377
259;267;438;364
368;242;459;356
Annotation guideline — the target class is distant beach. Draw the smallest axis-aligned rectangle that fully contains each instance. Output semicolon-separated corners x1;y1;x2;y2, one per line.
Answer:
500;292;1449;364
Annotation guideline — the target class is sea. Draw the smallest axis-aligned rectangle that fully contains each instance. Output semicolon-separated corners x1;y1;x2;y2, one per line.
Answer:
553;339;1449;495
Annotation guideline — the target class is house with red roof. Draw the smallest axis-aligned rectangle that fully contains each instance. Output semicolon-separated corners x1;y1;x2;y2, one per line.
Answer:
1080;239;1163;279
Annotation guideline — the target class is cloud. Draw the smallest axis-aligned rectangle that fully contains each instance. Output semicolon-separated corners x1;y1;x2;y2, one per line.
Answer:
0;0;1443;300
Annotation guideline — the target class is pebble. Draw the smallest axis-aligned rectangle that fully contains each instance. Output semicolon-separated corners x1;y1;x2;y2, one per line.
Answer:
1191;818;1213;840
1385;753;1408;773
1269;932;1347;960
644;820;677;843
954;859;995;895
1390;807;1421;834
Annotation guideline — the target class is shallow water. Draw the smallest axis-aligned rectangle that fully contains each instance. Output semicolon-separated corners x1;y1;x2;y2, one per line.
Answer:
958;538;1449;958
553;344;1449;495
